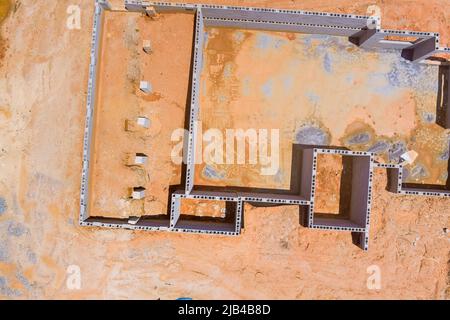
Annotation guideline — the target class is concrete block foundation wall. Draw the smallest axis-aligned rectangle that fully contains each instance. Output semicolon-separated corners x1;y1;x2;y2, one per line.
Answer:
79;0;450;250
170;192;242;235
305;149;374;251
80;1;105;223
125;1;447;60
185;8;204;194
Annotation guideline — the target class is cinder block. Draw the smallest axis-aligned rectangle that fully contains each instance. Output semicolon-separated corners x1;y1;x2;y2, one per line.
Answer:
143;40;152;54
139;81;152;93
137;116;150;128
145;6;157;17
125;117;150;132
134;153;148;165
131;187;146;200
128;216;141;225
126;153;148;166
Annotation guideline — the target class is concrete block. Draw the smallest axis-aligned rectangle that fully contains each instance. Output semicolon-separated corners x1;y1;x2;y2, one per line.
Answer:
132;187;146;200
127;153;148;166
134;153;148;165
128;216;141;225
145;6;157;17
137;116;150;128
143;40;152;54
140;81;152;93
125;117;150;132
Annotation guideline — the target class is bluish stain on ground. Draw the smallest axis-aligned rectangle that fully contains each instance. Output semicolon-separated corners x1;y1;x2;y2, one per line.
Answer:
295;34;438;97
203;165;224;180
255;33;286;51
347;132;371;145
16;272;32;291
0;242;8;262
256;34;271;50
27;249;37;264
323;53;332;73
0;197;6;215
0;277;21;297
7;221;27;237
316;37;348;55
367;73;395;96
301;35;349;59
367;140;390;154
261;79;273;98
295;126;330;146
388;141;407;162
302;34;329;43
302;36;312;49
273;38;286;49
387;59;438;92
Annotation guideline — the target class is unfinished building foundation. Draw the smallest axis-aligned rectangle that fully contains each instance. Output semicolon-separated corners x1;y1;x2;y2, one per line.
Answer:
79;0;450;251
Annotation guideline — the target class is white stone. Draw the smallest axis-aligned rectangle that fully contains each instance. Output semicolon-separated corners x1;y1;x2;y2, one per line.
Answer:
143;40;152;54
139;81;152;93
128;216;140;225
137;117;150;128
132;188;145;200
134;154;148;165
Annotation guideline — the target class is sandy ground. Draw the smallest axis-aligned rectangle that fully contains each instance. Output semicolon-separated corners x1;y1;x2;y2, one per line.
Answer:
0;0;449;299
180;199;226;218
314;154;348;215
0;0;11;62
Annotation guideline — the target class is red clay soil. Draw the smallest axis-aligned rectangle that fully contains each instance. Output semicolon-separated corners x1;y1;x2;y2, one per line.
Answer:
0;0;448;299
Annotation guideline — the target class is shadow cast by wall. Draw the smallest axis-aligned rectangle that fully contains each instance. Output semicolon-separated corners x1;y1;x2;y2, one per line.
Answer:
436;65;449;129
